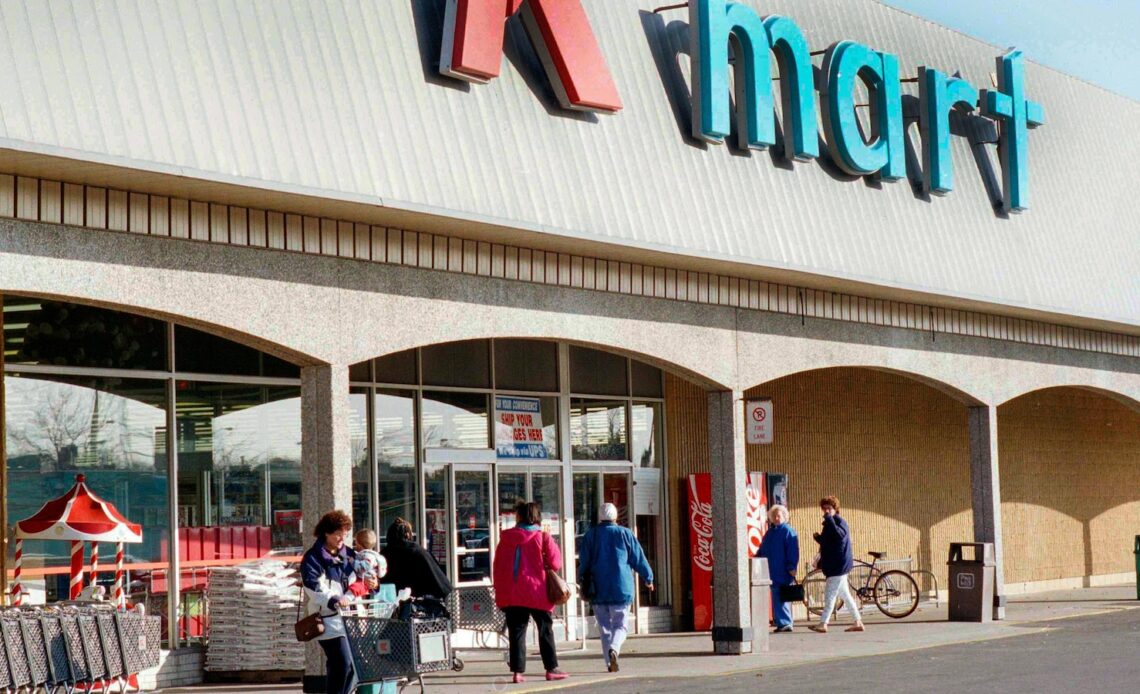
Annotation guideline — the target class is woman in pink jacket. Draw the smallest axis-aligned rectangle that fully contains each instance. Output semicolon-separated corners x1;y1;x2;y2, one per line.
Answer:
493;501;568;683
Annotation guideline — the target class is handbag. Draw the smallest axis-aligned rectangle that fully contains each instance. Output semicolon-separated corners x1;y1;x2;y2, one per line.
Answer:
542;532;571;605
778;581;805;603
294;584;325;642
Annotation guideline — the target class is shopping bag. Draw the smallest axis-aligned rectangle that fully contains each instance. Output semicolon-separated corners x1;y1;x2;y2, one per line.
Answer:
778;583;805;602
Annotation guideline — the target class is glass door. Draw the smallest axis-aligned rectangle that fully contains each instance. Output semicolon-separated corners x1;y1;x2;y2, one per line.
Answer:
453;465;494;585
497;467;563;547
423;463;495;586
572;469;631;563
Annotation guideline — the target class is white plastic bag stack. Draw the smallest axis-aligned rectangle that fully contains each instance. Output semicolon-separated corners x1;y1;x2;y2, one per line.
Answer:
205;561;305;672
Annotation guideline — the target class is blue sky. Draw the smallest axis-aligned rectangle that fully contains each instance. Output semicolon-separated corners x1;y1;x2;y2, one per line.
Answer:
879;0;1140;101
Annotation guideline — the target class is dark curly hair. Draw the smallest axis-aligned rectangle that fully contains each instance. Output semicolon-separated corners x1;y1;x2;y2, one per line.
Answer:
819;496;840;513
313;510;353;540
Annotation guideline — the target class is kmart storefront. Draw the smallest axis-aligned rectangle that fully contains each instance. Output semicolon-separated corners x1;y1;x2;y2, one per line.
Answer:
2;0;1140;687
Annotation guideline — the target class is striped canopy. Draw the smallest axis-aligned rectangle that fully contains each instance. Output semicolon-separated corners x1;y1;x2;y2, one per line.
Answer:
15;474;142;543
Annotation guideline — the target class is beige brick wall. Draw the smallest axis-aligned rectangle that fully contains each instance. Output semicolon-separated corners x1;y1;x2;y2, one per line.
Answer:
665;368;975;624
745;369;974;593
999;388;1140;585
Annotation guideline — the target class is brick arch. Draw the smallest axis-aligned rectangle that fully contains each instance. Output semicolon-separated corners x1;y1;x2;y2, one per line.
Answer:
997;386;1140;588
743;366;977;597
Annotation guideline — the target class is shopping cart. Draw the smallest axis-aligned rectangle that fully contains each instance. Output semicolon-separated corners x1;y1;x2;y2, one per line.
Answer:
444;581;507;670
341;600;453;693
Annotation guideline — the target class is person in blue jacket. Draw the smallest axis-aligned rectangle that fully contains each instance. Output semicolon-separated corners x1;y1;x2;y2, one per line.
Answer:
758;504;799;632
300;510;375;694
808;495;865;633
577;503;653;673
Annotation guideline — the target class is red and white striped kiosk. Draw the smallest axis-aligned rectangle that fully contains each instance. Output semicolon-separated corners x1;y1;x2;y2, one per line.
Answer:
11;474;142;607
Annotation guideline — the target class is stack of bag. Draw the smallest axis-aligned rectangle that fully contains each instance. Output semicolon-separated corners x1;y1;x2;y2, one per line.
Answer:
205;561;304;672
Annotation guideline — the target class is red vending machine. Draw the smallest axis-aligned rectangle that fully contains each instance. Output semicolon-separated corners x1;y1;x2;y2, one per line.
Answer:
687;472;768;631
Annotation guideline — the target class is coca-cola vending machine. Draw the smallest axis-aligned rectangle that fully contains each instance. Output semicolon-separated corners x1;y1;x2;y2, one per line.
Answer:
687;472;768;631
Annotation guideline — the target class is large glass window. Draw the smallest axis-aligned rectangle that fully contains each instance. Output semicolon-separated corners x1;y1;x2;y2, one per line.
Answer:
375;350;417;385
3;296;167;371
494;395;559;460
175;325;298;378
2;295;316;647
572;473;599;563
375;390;417;542
174;383;303;551
631;402;663;468
569;346;628;396
422;391;489;449
570;399;628;460
349;389;372;532
4;374;169;597
494;339;558;392
631;360;663;398
422;341;490;388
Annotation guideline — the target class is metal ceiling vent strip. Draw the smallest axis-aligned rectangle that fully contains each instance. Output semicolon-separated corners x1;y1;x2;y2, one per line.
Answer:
0;172;1136;361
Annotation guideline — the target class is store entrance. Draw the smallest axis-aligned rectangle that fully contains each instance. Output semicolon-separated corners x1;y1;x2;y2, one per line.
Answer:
424;463;493;586
571;470;631;562
423;463;564;587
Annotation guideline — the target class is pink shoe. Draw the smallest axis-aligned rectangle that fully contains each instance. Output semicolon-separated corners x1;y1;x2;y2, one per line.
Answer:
512;673;525;684
546;669;569;681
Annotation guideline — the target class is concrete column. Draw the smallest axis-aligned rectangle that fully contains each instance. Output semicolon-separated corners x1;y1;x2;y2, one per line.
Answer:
300;363;354;692
708;390;752;654
968;405;1006;620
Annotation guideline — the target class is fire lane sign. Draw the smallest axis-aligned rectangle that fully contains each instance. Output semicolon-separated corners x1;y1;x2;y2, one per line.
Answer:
746;399;773;444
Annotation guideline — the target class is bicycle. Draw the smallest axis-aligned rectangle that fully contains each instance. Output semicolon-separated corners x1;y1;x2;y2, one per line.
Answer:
802;551;920;620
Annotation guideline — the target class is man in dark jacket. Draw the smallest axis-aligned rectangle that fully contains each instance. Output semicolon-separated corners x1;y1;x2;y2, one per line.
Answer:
380;518;452;599
577;503;653;673
808;496;865;633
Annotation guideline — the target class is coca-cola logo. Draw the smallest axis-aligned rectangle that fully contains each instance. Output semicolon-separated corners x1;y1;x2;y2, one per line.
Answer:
745;480;766;557
689;477;714;573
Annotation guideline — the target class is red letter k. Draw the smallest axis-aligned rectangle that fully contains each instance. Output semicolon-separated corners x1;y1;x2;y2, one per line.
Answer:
440;0;622;113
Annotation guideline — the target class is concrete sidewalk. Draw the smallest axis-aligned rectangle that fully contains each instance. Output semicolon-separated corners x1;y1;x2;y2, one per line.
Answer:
160;584;1138;694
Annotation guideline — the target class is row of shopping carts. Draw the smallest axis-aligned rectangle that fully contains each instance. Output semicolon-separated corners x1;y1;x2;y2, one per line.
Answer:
0;603;161;693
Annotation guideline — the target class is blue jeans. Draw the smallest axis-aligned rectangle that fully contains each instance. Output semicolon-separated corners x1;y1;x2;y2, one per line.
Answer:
770;585;793;628
593;604;630;664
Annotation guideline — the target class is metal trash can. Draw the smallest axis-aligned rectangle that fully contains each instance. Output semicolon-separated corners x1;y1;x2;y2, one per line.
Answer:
947;542;995;622
750;557;771;653
1134;536;1139;601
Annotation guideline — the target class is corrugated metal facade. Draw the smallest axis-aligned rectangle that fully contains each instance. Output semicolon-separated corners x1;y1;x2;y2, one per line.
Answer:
0;0;1135;328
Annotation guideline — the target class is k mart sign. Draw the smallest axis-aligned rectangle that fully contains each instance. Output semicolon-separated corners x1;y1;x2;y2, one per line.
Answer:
436;0;1043;212
439;0;623;113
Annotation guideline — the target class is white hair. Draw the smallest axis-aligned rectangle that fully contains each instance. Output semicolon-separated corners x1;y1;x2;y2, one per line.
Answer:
768;504;789;524
600;503;618;522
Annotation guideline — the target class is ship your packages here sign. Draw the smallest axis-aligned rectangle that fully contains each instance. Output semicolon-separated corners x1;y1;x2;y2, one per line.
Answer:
495;396;548;459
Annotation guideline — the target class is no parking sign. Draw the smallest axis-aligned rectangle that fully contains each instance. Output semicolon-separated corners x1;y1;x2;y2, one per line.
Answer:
746;399;773;444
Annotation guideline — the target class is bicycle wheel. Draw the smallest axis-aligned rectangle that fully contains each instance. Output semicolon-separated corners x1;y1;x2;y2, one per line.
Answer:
802;570;844;619
873;569;919;618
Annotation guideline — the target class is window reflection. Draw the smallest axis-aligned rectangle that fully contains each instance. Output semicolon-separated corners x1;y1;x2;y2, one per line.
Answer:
375;390;416;543
174;383;302;551
349;390;371;532
422;391;489;449
570;399;628;460
631;402;662;467
4;375;169;597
